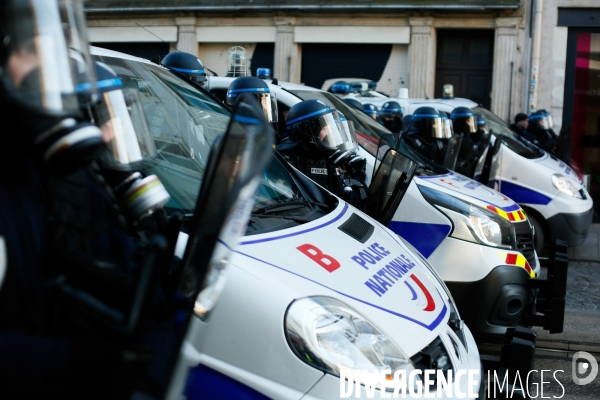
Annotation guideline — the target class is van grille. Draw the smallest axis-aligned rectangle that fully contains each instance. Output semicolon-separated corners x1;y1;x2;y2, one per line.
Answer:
516;233;536;267
410;337;454;391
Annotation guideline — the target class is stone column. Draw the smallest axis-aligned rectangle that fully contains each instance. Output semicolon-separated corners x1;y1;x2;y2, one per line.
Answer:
175;17;197;56
491;18;521;122
408;17;435;99
274;17;300;83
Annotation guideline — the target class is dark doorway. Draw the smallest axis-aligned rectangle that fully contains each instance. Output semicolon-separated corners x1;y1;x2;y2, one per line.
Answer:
92;42;170;65
300;43;392;90
249;43;275;78
435;29;494;109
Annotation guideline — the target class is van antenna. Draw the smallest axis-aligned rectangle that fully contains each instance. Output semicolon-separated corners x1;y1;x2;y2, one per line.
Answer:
135;23;218;76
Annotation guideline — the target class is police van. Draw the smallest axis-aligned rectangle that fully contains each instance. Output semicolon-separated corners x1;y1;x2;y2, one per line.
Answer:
341;87;593;254
90;47;486;399
207;75;567;345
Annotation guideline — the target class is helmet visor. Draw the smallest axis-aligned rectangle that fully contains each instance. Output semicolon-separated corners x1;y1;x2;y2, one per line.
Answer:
546;114;554;129
365;109;380;121
256;92;278;123
419;116;444;139
95;88;156;165
306;111;347;150
442;118;454;139
463;115;477;133
0;0;95;113
538;117;549;129
337;113;359;152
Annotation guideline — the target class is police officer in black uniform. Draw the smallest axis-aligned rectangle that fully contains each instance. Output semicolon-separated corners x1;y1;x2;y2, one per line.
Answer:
225;75;279;136
363;103;381;123
403;106;448;165
380;101;403;133
450;106;479;168
276;100;367;208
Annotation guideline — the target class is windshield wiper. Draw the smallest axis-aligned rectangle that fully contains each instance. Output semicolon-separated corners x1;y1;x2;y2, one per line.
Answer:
252;197;329;214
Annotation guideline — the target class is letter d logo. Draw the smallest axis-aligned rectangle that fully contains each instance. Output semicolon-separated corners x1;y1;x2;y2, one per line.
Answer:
572;351;598;385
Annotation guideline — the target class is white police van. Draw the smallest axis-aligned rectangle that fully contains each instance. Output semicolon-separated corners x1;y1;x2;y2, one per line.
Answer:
206;76;569;346
342;86;593;254
90;48;485;400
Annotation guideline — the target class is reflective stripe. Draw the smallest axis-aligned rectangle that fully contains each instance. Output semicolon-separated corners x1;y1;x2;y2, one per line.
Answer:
500;251;535;278
97;78;123;90
169;66;205;74
450;112;473;118
227;87;269;94
412;113;439;118
286;107;331;126
486;205;527;222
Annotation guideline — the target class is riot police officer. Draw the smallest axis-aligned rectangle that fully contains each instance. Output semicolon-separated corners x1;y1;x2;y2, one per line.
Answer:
0;0;152;398
277;99;367;208
226;76;279;133
380;101;403;133
344;97;364;111
529;109;558;152
450;106;478;167
161;51;208;87
404;106;448;165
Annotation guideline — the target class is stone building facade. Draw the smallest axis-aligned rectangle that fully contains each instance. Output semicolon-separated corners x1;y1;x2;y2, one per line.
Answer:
84;0;531;123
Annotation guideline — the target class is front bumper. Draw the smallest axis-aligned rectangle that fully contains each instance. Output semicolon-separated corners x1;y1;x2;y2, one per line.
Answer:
547;206;594;247
446;266;535;344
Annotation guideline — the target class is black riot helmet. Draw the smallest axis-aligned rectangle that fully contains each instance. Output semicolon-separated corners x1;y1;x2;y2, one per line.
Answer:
363;103;380;122
226;76;278;123
343;97;363;111
407;106;445;141
380;101;403;133
161;52;207;86
450;106;477;135
286;99;354;156
0;0;105;172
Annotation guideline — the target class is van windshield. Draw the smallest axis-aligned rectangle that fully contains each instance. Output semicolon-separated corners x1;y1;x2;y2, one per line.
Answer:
92;55;330;232
472;106;544;160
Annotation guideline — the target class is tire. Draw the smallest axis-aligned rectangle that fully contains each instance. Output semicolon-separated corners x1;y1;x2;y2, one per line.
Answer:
529;213;546;255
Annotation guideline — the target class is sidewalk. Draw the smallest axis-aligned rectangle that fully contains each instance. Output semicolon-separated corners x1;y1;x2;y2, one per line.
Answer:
567;223;600;262
534;223;600;356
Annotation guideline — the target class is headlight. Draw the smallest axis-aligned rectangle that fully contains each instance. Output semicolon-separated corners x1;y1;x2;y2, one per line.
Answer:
552;174;583;198
419;186;517;250
285;296;418;391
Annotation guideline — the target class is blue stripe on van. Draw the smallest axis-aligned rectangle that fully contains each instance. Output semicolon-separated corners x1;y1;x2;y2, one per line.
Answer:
387;221;451;259
490;180;552;205
184;364;271;400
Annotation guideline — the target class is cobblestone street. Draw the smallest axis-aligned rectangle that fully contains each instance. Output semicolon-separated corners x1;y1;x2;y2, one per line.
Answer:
565;261;600;312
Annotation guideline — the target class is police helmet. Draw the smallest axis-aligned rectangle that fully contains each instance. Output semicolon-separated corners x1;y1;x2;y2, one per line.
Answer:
380;101;403;133
343;97;363;111
450;106;476;134
408;106;445;140
535;109;554;129
161;52;207;85
226;76;278;123
286;100;353;154
438;111;454;139
363;103;380;121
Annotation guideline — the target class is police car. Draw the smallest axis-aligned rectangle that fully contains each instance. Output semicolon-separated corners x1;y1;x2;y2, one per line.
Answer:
342;87;593;254
206;75;570;345
90;48;484;399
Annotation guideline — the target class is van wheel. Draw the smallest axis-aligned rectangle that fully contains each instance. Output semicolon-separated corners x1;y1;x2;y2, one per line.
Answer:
529;214;546;255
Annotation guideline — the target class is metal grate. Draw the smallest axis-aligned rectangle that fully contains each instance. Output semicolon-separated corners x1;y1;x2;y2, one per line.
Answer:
338;213;374;244
516;233;536;267
410;337;454;391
